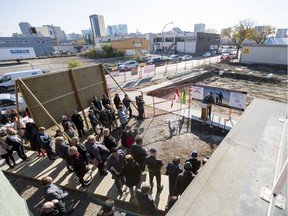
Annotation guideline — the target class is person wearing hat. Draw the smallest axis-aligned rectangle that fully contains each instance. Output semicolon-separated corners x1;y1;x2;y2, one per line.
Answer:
173;161;195;197
145;147;164;193
186;150;201;175
203;92;215;118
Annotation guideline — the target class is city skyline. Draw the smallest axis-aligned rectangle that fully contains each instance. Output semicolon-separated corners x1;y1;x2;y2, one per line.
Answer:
0;0;287;37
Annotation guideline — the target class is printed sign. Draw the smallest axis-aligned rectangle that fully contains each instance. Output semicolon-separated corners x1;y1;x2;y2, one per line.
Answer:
10;49;30;54
143;65;155;73
243;48;249;54
192;85;247;110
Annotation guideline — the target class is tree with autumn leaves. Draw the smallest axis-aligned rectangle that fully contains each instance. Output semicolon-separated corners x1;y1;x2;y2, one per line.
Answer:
222;19;276;58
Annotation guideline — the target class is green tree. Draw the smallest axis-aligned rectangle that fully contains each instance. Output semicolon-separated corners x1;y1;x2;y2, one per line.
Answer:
67;60;83;68
251;25;276;44
222;19;255;58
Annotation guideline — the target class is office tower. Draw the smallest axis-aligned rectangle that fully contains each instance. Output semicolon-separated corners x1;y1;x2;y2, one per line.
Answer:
276;29;288;38
194;23;206;33
19;22;31;34
106;25;118;36
89;14;106;43
118;24;128;35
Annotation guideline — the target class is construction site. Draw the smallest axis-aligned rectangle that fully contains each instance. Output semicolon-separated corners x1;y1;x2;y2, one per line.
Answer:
1;60;287;215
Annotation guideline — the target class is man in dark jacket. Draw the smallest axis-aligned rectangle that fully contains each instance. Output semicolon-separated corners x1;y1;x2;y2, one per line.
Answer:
113;94;121;110
166;156;183;196
136;95;145;120
130;137;147;172
106;148;126;194
203;92;215;118
145;147;164;193
136;183;157;215
122;94;132;118
186;150;201;175
174;161;195;196
71;111;85;137
102;94;111;108
92;96;103;111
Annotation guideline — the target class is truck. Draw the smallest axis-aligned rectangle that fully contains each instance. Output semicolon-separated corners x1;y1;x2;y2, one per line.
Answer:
0;47;36;63
0;69;44;92
146;57;167;67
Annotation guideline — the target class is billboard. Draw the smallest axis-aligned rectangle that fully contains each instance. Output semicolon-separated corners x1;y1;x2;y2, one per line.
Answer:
192;85;247;110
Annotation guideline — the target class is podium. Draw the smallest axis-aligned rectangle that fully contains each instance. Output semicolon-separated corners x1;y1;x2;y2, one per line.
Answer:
199;103;208;121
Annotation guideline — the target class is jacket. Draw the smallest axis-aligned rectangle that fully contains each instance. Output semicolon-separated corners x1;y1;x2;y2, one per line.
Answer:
136;189;157;215
71;113;84;128
173;171;195;196
106;150;126;176
146;155;163;173
41;183;68;201
130;144;147;163
120;161;141;187
55;141;70;159
103;135;117;152
69;154;89;178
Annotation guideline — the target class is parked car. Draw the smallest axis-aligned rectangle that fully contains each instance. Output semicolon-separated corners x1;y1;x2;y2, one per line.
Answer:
168;55;181;62
146;57;166;66
203;52;211;57
118;61;139;71
181;55;192;61
0;93;26;116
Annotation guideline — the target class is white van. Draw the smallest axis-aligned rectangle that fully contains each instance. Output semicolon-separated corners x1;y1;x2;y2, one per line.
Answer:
0;69;44;92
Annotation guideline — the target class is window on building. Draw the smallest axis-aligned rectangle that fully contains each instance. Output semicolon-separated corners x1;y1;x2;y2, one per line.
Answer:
25;40;29;43
175;37;184;42
37;40;41;43
42;40;46;43
11;40;16;43
5;40;10;43
166;37;174;42
19;40;24;43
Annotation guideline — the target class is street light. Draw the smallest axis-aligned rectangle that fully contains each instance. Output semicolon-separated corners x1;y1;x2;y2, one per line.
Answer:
161;22;173;59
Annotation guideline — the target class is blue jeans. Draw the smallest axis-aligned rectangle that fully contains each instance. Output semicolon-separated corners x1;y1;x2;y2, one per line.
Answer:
13;144;27;160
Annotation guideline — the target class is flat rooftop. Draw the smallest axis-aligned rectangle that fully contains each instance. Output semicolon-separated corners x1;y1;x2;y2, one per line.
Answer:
167;98;287;216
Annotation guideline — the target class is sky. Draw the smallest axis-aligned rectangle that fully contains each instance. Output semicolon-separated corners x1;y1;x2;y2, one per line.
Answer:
0;0;287;36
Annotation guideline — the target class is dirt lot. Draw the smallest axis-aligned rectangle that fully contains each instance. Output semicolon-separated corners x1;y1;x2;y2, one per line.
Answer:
5;62;287;215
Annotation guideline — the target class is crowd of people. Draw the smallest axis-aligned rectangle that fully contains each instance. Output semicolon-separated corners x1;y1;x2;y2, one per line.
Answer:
0;92;210;215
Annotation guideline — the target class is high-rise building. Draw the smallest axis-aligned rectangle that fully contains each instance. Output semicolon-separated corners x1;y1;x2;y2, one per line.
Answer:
19;22;31;34
89;14;106;43
276;28;288;38
106;25;118;36
118;24;128;35
194;23;206;33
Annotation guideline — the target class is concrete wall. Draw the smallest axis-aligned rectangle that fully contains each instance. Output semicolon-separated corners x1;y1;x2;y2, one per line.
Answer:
240;45;288;65
0;171;30;216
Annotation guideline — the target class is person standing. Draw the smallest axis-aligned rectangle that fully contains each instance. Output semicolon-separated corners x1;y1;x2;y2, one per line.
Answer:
118;105;129;130
92;96;103;111
106;147;126;194
113;94;121;110
85;135;108;176
97;199;122;216
55;136;73;172
6;128;28;161
216;92;224;104
203;92;215;118
71;136;88;164
130;137;147;172
68;146;90;187
0;138;16;169
136;183;157;216
40;176;69;201
123;94;132;119
38;127;56;160
173;162;195;197
103;128;117;152
119;154;142;198
102;94;111;108
121;125;135;151
25;121;45;156
166;156;183;196
145;147;164;193
186;150;201;175
71;111;86;138
136;95;145;120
